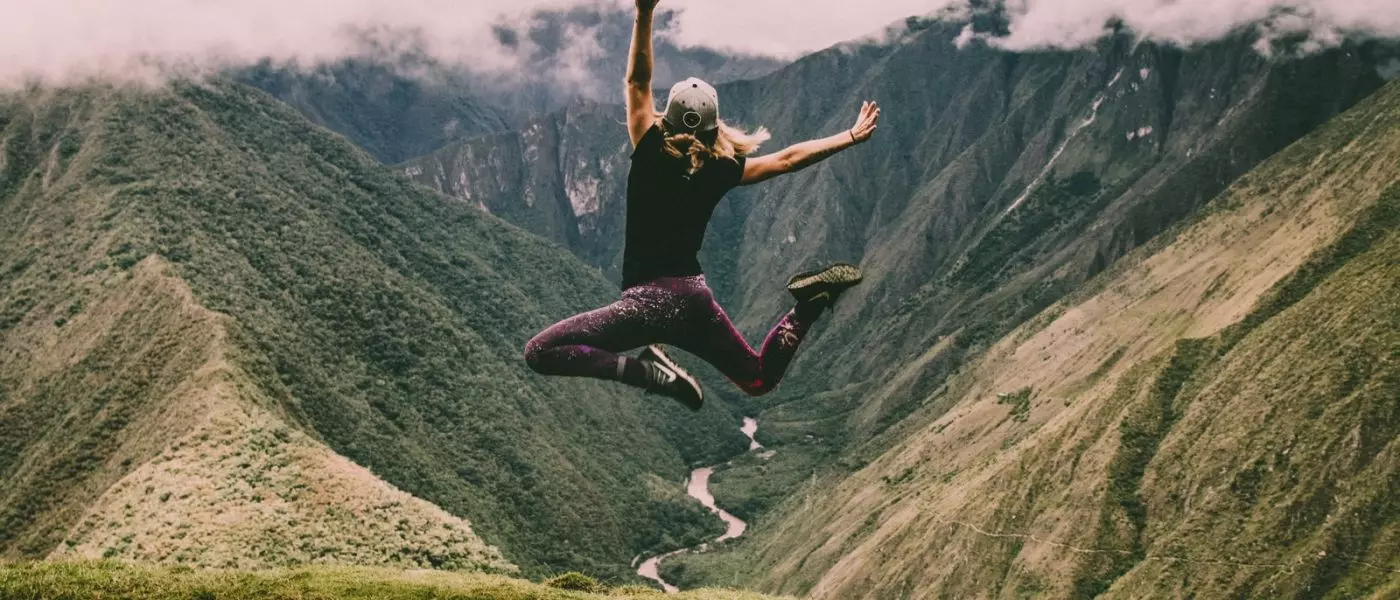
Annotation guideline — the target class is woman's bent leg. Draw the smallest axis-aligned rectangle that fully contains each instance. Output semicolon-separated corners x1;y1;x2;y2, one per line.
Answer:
523;297;657;385
678;294;820;397
751;307;819;392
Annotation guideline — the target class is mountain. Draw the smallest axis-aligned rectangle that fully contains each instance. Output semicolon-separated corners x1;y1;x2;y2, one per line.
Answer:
0;80;754;580
672;77;1400;599
710;26;1385;472
239;5;784;165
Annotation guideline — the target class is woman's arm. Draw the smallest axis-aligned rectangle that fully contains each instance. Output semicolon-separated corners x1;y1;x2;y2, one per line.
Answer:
625;0;661;147
740;100;881;186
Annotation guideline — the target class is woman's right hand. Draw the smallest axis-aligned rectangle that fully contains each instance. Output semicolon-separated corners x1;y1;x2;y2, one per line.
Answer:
850;101;881;144
636;0;660;12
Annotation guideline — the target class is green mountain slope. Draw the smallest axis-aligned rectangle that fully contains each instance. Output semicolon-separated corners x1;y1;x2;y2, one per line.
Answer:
0;81;751;580
672;79;1400;599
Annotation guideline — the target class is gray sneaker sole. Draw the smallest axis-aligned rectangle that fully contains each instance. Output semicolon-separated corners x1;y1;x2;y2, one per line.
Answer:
787;263;863;296
643;345;704;411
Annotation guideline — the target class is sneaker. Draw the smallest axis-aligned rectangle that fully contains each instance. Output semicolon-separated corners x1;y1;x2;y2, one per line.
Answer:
786;262;863;310
639;344;704;411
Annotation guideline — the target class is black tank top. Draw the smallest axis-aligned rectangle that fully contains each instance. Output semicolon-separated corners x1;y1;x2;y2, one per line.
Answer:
621;124;747;289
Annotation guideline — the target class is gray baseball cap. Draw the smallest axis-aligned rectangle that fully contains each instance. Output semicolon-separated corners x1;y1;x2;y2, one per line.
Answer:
663;77;719;133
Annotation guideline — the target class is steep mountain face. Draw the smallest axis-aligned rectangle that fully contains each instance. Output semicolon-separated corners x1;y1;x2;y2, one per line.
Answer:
677;78;1400;599
0;81;750;579
403;101;632;281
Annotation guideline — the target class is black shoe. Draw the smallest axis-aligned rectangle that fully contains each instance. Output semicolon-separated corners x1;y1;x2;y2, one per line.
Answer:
787;262;863;310
639;345;704;411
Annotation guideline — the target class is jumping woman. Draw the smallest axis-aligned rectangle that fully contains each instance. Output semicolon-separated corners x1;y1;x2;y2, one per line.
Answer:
524;0;880;409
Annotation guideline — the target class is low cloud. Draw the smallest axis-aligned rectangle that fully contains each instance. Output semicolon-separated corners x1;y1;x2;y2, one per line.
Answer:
1;0;581;85
953;0;1400;54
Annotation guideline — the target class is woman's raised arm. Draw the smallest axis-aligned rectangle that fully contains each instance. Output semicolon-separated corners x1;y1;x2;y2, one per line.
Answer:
625;0;661;147
740;101;881;186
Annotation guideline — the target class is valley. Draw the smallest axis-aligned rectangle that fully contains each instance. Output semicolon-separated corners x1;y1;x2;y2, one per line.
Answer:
638;418;764;593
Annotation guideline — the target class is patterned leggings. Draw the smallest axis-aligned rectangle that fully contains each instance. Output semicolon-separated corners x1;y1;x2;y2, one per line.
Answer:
523;275;815;396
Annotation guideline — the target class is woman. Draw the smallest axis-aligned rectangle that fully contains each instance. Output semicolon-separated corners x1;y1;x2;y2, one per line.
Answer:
524;0;880;410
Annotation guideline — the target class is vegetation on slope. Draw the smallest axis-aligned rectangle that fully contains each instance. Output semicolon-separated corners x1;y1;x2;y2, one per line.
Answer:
0;81;747;580
0;561;789;600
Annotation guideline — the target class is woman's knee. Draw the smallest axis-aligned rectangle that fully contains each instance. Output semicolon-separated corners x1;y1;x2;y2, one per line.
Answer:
522;334;552;373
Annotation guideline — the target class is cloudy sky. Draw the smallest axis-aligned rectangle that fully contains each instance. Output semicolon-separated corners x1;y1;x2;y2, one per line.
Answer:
2;0;1395;85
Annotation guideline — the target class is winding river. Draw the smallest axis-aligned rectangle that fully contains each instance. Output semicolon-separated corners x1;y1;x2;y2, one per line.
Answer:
635;417;763;593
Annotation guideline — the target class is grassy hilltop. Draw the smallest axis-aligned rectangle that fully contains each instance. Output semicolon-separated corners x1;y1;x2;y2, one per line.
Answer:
0;561;789;600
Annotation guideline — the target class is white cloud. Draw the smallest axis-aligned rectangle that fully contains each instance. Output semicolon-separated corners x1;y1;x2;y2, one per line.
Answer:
659;0;948;57
985;0;1400;51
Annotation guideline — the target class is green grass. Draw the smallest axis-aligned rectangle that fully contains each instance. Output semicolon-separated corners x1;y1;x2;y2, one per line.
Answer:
0;561;788;600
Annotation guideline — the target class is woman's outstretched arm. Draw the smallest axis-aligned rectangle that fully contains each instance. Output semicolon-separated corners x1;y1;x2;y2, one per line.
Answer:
739;100;881;186
625;0;661;147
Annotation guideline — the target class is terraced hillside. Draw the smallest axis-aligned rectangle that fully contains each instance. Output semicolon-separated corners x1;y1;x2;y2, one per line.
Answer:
0;81;751;580
672;79;1400;599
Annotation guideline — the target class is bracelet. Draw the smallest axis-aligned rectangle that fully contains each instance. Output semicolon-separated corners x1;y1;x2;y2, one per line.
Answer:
849;129;857;144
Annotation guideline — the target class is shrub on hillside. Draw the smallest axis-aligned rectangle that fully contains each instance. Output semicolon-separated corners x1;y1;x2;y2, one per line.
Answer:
542;571;605;593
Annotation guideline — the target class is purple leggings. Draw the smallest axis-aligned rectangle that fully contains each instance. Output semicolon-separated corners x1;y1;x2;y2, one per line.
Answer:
523;275;815;396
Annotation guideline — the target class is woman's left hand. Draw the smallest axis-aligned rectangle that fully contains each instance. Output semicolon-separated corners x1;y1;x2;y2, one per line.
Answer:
850;100;880;144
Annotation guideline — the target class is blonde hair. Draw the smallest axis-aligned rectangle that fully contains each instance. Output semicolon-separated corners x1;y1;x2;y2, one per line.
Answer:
657;114;771;175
